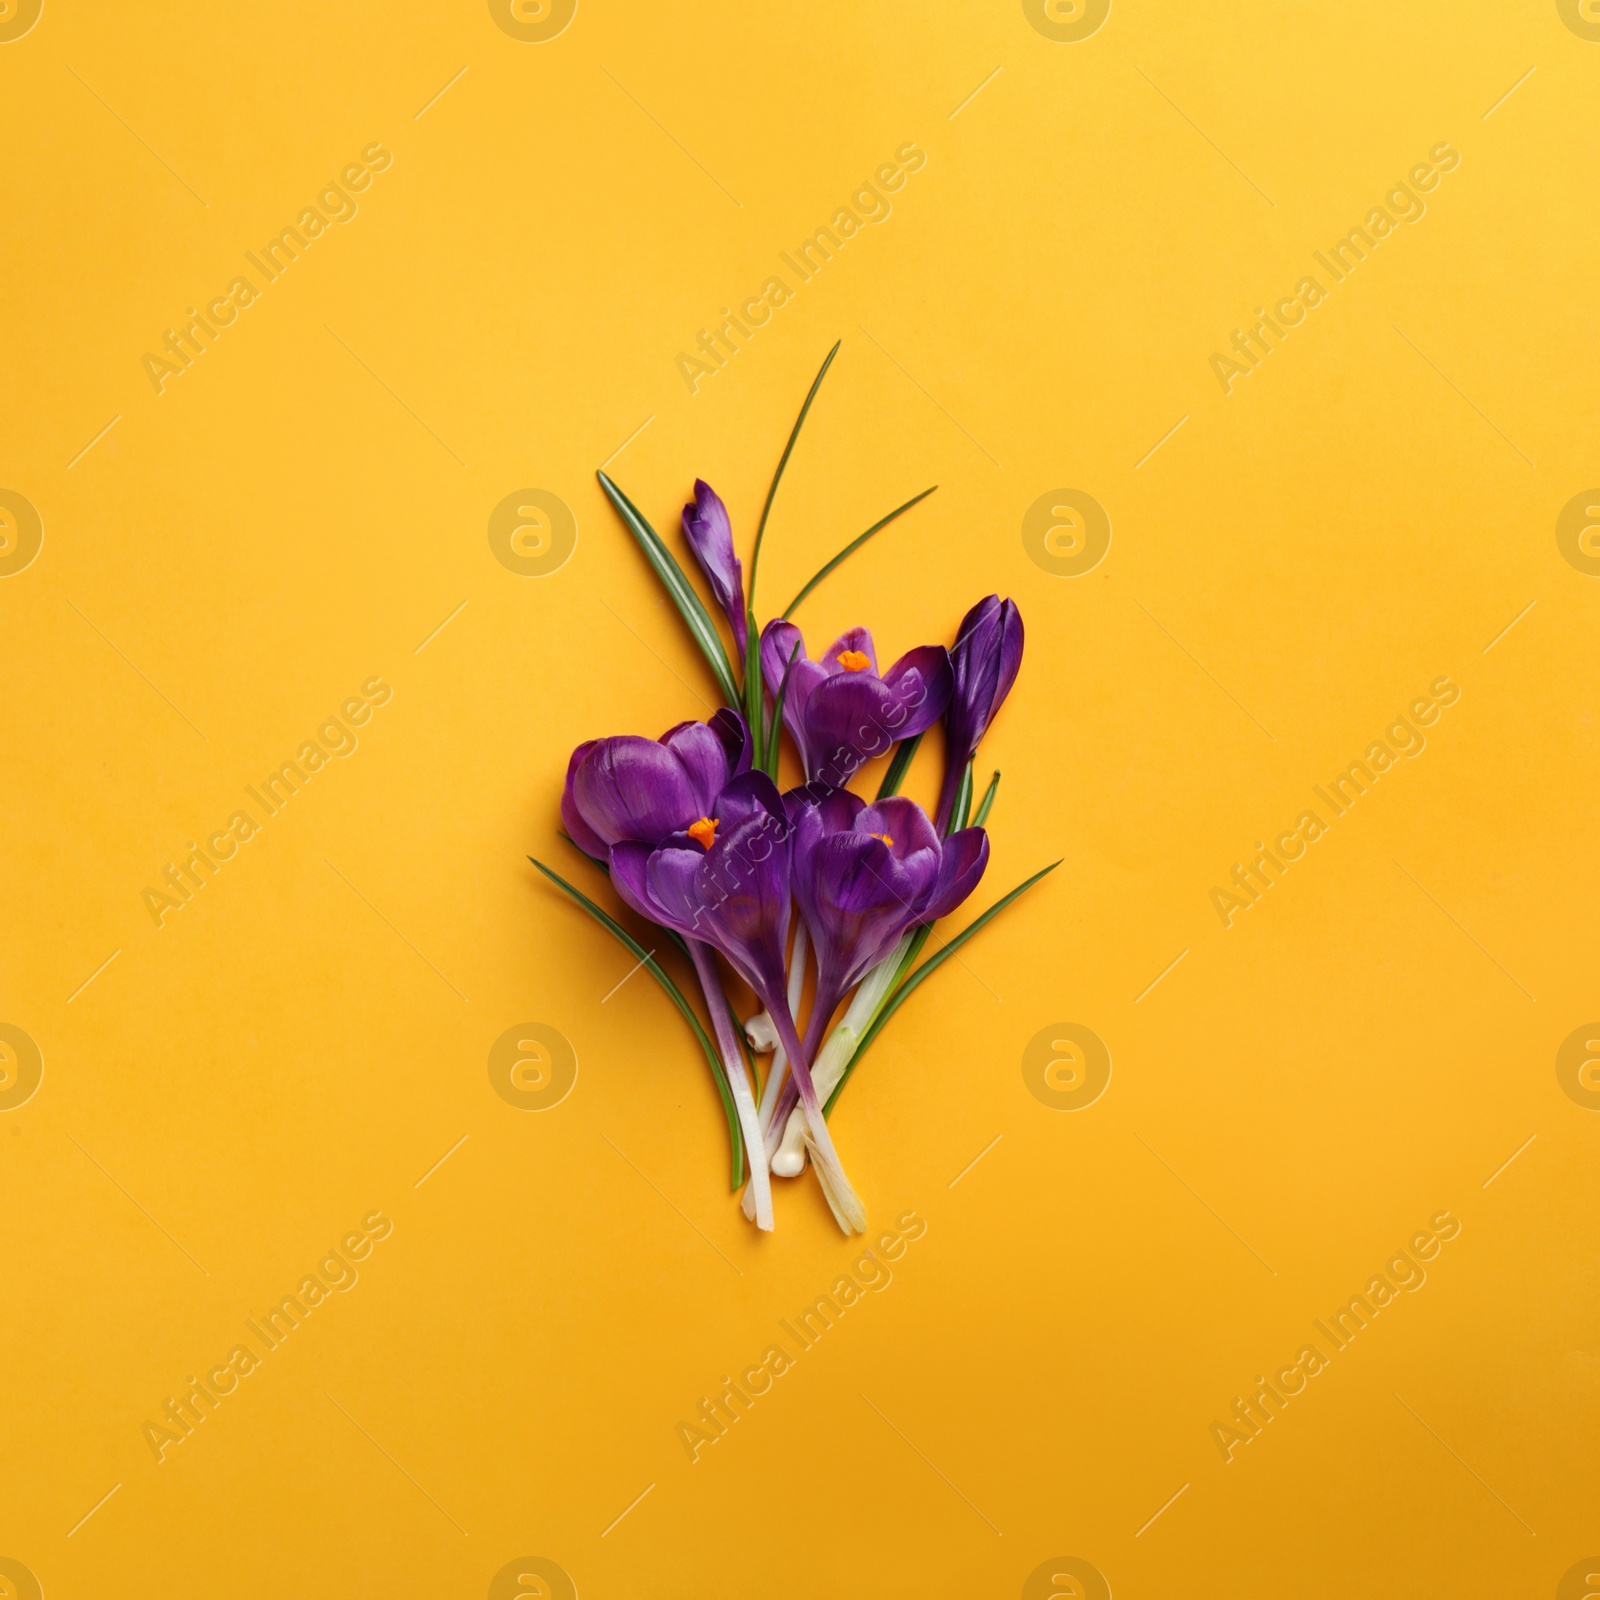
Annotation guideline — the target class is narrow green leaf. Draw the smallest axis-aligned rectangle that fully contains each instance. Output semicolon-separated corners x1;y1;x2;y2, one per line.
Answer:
823;860;1062;1115
947;759;974;835
529;855;745;1187
875;732;923;799
765;642;801;778
744;609;764;770
747;340;841;610
899;922;933;978
596;471;740;707
971;770;1001;828
782;486;937;619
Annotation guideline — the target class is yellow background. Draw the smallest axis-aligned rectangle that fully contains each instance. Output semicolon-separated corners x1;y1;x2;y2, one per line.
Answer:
3;1;1598;1594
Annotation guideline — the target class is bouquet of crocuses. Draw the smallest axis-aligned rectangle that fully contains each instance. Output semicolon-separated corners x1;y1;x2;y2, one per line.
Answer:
532;343;1057;1234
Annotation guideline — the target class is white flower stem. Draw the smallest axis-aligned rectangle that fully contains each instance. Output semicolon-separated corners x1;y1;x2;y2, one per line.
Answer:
688;941;772;1232
767;995;865;1234
742;920;807;1221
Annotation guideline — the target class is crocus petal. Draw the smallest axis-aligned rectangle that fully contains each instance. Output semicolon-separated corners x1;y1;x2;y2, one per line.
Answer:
811;835;914;917
945;597;1000;757
803;673;902;787
795;637;953;785
950;651;1001;770
859;796;942;862
760;619;807;692
660;719;734;815
559;739;608;859
572;736;702;846
993;600;1024;718
783;781;863;835
673;803;793;996
606;839;659;924
923;827;991;922
807;836;931;986
761;619;827;772
880;644;953;739
708;706;753;778
822;626;878;677
681;479;747;657
643;840;714;931
713;767;790;833
790;787;947;1004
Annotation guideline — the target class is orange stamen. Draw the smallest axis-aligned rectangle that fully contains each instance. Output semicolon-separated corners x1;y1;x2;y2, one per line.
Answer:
870;832;893;847
836;649;870;672
687;816;717;851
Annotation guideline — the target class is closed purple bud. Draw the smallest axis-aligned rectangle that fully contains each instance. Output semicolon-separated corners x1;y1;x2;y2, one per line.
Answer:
937;596;1024;830
682;479;747;657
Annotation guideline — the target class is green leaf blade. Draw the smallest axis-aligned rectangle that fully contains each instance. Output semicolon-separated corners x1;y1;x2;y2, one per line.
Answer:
765;641;801;778
744;609;764;770
971;770;1001;828
875;732;923;799
783;486;937;619
947;759;975;835
747;340;841;609
596;471;740;707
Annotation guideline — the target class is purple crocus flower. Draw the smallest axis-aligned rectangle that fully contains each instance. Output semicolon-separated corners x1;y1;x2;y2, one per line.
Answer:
609;770;866;1232
789;787;989;1027
682;480;747;658
560;708;750;857
936;596;1023;831
760;620;951;787
759;784;988;1164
